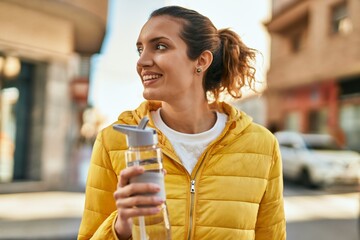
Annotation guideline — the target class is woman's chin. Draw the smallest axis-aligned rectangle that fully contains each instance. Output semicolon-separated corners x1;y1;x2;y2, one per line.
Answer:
142;91;159;101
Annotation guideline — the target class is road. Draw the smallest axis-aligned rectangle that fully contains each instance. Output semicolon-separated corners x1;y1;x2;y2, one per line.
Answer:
0;182;358;239
0;191;84;239
284;181;359;240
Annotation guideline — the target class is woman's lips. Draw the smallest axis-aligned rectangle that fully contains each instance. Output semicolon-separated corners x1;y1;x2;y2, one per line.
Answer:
142;74;162;86
143;74;162;81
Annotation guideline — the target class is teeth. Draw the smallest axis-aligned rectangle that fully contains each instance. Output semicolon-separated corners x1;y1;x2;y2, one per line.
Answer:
143;74;161;81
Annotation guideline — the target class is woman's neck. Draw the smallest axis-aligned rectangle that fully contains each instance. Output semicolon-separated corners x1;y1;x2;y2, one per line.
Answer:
160;100;217;134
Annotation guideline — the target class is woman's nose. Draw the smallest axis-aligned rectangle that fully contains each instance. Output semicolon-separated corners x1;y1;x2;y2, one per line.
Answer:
137;49;153;67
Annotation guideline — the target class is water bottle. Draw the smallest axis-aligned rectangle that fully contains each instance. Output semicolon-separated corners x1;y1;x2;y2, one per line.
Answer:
113;117;171;240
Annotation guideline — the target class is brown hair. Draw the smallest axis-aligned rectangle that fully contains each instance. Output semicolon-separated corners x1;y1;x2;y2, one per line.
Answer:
150;6;257;102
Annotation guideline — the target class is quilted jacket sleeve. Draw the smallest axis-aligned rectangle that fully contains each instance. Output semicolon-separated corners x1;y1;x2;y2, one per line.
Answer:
78;131;120;240
255;139;286;240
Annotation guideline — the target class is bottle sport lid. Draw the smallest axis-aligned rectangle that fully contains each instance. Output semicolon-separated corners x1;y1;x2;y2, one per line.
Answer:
113;116;158;147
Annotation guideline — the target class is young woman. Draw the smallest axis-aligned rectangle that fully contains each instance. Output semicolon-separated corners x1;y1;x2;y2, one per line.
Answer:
78;5;286;240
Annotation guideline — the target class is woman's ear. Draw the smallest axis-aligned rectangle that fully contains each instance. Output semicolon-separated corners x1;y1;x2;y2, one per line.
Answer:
195;50;213;73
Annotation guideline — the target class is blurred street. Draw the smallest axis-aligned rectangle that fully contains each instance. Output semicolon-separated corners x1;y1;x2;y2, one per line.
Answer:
0;192;84;240
0;182;358;240
0;0;359;239
284;182;359;240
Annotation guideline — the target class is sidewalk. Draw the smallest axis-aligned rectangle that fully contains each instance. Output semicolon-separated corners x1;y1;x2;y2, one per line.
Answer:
0;188;358;239
0;191;85;239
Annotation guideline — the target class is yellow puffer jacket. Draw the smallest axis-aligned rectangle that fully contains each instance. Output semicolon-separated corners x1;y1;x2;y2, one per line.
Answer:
78;101;286;240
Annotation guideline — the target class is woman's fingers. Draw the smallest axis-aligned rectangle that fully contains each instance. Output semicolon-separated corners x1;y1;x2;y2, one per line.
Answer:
117;205;161;221
118;166;144;187
115;194;164;209
115;182;160;198
114;167;166;221
115;193;164;220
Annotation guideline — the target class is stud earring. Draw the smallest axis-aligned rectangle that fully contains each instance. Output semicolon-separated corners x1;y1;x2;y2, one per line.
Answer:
196;68;202;73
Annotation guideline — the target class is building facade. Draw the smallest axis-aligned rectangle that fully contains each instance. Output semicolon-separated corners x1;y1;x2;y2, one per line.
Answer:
265;0;360;151
0;0;108;191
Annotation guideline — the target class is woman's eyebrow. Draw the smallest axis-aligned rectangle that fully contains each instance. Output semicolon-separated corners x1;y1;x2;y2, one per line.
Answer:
136;36;170;46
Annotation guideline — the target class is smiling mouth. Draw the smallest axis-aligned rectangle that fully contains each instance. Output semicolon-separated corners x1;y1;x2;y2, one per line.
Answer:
143;74;162;81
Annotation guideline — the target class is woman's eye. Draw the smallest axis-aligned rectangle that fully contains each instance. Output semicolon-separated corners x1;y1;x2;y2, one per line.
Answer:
156;44;166;50
137;47;143;55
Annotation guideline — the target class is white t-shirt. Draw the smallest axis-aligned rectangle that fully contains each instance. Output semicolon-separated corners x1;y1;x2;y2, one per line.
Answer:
151;108;227;174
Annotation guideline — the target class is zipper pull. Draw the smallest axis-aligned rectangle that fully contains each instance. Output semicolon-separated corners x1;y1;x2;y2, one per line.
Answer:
190;180;195;193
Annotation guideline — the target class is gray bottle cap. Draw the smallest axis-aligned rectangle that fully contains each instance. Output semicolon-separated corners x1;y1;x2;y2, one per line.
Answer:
113;117;158;147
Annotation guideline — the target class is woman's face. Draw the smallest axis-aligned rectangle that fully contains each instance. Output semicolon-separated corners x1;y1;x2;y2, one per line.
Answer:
136;16;202;103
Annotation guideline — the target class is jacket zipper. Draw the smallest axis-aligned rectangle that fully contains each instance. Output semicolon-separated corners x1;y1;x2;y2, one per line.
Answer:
186;180;196;240
159;121;234;240
190;180;195;193
186;144;216;240
185;122;233;240
161;148;195;239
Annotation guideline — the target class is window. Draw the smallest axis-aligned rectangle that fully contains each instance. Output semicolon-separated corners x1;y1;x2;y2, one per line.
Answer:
279;142;296;149
291;29;307;52
331;2;352;35
280;13;309;53
308;109;328;134
340;104;360;151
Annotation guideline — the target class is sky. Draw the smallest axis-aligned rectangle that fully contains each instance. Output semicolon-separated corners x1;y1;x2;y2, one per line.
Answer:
89;0;271;126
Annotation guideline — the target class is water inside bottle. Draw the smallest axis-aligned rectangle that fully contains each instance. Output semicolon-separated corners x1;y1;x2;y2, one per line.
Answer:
128;158;171;239
127;157;162;171
128;158;166;201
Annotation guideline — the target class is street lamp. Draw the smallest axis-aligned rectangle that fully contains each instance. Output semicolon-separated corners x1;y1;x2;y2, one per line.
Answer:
0;56;21;79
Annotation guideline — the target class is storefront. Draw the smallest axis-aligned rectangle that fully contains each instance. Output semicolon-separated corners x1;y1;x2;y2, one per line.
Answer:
339;76;360;151
0;0;107;191
279;78;360;151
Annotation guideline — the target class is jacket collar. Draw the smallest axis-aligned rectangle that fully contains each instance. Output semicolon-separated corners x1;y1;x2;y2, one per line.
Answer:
117;100;253;134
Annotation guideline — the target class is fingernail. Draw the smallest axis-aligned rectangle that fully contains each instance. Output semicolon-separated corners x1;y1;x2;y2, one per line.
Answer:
135;166;144;172
152;184;160;191
151;207;161;213
155;197;164;203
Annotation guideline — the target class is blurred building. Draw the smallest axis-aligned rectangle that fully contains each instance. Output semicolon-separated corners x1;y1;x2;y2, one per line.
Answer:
265;0;360;151
232;95;267;127
0;0;108;191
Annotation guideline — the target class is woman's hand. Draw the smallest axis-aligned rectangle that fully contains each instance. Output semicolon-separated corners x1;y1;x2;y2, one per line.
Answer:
113;166;164;239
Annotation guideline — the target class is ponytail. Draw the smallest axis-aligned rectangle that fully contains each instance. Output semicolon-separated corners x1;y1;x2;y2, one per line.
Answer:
205;28;257;101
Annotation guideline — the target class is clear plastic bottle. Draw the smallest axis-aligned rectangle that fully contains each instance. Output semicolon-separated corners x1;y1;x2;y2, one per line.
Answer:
113;117;171;240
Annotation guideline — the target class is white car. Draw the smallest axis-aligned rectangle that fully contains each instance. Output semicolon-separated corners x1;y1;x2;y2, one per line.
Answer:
274;131;360;188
